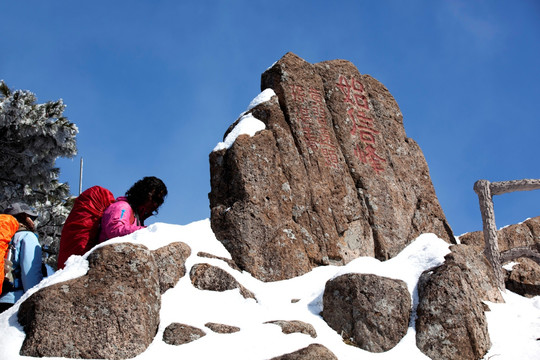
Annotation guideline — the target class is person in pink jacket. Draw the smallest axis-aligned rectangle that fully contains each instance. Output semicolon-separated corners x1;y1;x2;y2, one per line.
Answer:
99;176;167;243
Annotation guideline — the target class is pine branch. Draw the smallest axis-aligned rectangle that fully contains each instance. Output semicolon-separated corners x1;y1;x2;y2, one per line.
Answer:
0;80;11;98
0;177;49;196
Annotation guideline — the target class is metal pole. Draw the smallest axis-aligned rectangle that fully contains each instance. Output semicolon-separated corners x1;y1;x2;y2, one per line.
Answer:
79;157;83;195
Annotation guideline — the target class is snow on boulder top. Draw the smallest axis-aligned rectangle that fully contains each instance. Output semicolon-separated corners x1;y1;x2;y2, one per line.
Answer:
246;88;275;111
212;113;266;152
212;89;275;152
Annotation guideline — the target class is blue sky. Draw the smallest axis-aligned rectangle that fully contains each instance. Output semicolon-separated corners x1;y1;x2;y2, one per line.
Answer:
2;0;539;236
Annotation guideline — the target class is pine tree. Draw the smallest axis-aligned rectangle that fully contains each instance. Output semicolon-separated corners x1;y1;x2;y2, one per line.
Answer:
0;81;78;269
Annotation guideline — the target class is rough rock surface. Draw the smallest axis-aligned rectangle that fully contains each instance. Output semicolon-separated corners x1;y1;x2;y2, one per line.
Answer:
416;246;492;360
162;323;206;345
197;251;241;271
153;241;191;294
18;243;161;359
322;273;411;353
189;263;256;300
505;257;540;297
444;244;503;303
265;320;317;338
269;344;338;360
460;216;540;252
205;322;241;334
209;52;454;281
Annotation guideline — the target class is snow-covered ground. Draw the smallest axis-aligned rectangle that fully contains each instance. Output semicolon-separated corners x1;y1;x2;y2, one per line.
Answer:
1;219;539;360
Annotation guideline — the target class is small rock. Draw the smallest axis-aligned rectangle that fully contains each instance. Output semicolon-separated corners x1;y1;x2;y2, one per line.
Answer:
162;323;206;345
205;322;240;334
265;320;317;338
190;263;256;300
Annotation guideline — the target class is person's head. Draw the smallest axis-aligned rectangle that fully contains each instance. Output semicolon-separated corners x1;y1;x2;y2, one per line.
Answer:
3;202;38;232
125;176;168;221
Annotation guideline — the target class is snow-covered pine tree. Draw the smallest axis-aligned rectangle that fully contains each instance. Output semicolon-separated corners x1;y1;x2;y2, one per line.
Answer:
0;81;78;269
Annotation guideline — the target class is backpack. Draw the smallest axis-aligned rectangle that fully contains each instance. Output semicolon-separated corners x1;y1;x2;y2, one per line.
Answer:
57;186;115;269
0;214;19;293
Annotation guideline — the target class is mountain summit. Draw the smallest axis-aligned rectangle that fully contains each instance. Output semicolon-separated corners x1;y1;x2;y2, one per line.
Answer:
210;52;454;282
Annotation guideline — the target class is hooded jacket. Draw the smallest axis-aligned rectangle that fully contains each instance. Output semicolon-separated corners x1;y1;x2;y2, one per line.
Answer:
98;196;145;243
0;228;43;304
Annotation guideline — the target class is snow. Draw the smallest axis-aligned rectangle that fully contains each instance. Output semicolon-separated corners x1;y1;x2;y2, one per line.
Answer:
484;292;540;359
503;261;519;271
212;113;266;152
212;89;275;152
246;88;275;111
1;221;539;360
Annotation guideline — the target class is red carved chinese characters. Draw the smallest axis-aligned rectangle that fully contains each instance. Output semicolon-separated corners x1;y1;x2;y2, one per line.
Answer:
336;76;369;110
290;84;306;103
289;84;339;169
337;75;386;174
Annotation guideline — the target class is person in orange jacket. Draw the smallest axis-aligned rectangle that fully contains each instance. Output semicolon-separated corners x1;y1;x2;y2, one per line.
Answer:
0;203;43;313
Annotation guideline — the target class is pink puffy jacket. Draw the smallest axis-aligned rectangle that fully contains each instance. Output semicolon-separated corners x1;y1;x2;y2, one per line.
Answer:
98;196;145;243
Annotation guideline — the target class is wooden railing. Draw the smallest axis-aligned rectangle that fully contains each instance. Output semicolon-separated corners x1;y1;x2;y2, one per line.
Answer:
473;179;540;290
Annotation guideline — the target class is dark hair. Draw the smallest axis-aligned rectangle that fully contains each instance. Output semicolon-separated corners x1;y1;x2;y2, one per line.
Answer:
14;213;29;224
125;176;168;209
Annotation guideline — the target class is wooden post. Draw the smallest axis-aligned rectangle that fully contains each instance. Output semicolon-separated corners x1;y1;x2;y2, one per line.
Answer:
473;178;540;291
474;179;505;290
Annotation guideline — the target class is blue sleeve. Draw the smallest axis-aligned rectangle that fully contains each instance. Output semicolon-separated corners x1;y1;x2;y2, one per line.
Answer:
19;232;44;291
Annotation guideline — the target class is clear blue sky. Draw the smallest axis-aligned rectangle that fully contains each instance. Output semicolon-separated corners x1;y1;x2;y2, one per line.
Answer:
2;0;539;236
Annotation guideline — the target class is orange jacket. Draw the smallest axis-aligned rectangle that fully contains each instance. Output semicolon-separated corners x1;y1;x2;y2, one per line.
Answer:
0;214;19;293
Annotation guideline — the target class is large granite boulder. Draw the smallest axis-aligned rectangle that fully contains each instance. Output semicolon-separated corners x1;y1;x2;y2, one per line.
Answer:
269;344;338;360
505;257;540;297
460;216;540;252
153;241;191;294
18;243;161;359
209;52;454;281
321;273;411;353
416;245;493;360
444;244;503;303
460;216;540;297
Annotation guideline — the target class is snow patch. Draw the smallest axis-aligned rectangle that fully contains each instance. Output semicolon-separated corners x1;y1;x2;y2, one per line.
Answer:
246;88;275;111
213;113;266;152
